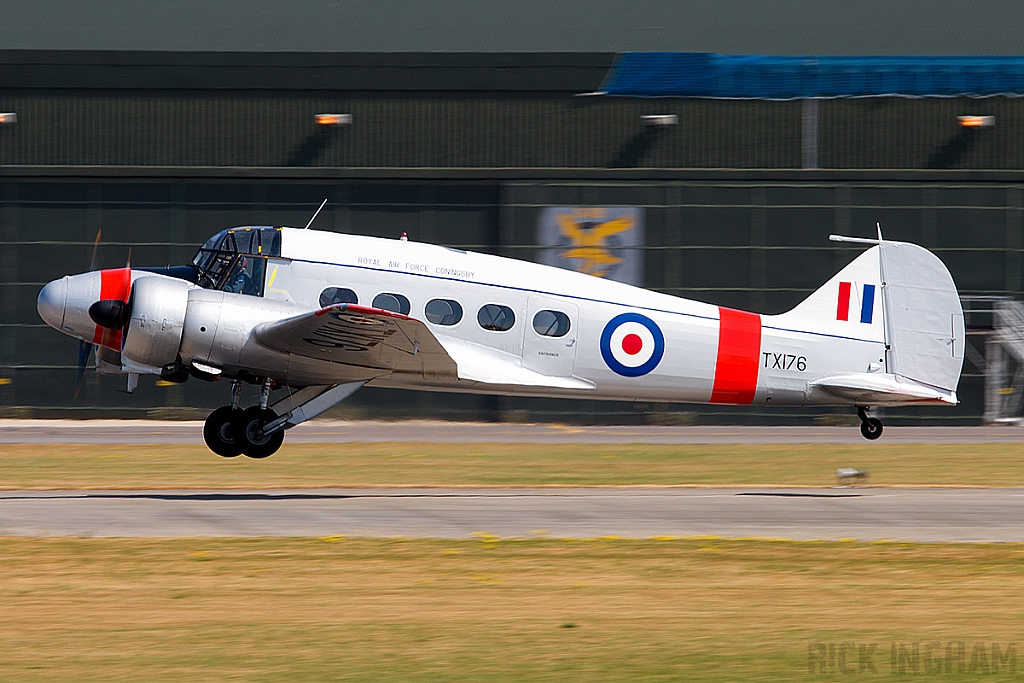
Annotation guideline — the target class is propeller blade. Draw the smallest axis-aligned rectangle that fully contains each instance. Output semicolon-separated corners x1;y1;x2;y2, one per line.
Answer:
74;339;93;399
88;230;102;271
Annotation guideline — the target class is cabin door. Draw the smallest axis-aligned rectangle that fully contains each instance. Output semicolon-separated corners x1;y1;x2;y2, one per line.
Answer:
522;296;579;378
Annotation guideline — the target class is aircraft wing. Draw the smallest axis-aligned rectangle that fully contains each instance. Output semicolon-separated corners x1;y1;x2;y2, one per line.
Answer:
252;304;457;376
433;336;596;390
252;304;595;390
808;373;957;406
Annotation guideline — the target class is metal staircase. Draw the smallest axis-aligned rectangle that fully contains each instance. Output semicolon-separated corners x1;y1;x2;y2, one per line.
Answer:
961;296;1024;423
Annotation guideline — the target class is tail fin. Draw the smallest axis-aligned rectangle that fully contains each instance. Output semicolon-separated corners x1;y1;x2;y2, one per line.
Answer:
880;240;964;392
778;239;964;393
780;246;887;344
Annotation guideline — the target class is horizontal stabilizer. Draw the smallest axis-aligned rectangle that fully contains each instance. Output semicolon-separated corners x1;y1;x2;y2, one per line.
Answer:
808;373;957;406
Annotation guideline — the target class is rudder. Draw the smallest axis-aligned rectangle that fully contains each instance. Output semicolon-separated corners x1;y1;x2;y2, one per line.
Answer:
880;241;964;392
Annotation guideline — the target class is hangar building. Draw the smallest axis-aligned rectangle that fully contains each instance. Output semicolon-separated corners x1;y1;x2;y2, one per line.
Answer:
2;0;1023;422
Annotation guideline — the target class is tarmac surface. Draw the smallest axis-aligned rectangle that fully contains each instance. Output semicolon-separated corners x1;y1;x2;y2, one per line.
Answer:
1;487;1022;542
2;419;1024;444
2;420;1021;542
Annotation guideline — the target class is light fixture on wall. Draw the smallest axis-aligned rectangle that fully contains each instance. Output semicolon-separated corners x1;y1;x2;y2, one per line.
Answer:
315;113;352;126
0;113;17;125
958;115;994;128
641;114;677;127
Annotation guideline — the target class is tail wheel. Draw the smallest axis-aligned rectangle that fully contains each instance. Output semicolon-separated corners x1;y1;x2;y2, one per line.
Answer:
203;406;243;457
235;407;285;459
860;417;883;440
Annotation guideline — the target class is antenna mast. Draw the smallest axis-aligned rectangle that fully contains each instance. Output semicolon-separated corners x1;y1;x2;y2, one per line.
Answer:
304;198;328;229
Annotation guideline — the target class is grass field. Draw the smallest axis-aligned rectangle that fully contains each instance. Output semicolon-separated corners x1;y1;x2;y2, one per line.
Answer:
4;442;1021;680
0;537;1021;682
2;442;1024;488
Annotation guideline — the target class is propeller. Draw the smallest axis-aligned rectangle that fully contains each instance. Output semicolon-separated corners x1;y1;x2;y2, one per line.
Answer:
74;230;102;399
87;246;134;330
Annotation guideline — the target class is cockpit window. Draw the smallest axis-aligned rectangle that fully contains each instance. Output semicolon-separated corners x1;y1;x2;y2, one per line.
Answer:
221;256;265;297
191;226;281;292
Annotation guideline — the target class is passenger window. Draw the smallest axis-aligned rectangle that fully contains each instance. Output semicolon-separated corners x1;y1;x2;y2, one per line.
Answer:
477;304;516;332
425;298;463;326
372;292;411;315
532;310;571;337
319;287;358;308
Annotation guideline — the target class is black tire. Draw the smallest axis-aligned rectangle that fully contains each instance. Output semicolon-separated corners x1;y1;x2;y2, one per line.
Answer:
235;407;285;459
860;417;883;440
203;406;243;457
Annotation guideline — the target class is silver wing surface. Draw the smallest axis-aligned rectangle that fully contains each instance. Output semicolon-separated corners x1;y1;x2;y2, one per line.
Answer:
253;304;595;390
252;304;458;378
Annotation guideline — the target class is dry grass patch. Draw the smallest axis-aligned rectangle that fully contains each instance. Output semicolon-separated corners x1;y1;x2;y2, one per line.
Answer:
0;537;1022;681
2;442;1024;488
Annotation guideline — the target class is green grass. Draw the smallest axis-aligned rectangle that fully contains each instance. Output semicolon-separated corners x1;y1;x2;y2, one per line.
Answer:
3;442;1024;488
0;537;1022;682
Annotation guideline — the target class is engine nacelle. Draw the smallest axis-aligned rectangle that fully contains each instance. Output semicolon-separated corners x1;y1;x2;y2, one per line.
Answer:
121;276;189;368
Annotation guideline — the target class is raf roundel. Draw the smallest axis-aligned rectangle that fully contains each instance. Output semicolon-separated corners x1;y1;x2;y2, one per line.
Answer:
600;313;665;377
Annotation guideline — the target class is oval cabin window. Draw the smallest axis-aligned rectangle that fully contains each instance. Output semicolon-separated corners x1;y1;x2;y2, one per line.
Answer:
372;292;411;315
477;304;516;332
532;310;571;337
424;298;463;326
319;287;358;308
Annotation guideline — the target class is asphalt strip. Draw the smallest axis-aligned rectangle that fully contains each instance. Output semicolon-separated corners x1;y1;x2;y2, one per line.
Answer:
0;487;1021;542
1;420;1024;444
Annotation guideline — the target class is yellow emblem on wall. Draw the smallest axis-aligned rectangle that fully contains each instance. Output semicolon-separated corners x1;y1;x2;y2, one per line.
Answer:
555;209;636;277
537;206;645;285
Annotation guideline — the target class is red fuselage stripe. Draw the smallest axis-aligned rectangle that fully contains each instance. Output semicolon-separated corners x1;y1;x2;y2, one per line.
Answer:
92;268;131;348
836;281;851;321
709;307;762;405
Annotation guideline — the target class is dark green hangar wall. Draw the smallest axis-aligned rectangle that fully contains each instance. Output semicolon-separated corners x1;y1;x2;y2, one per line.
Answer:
1;50;1022;422
2;52;1024;169
7;94;1024;170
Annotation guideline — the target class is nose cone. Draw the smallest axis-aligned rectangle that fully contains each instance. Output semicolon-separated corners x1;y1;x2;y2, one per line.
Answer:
37;278;68;330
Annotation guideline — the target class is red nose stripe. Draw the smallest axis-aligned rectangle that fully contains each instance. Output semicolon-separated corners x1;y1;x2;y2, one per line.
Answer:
92;268;132;348
709;307;762;405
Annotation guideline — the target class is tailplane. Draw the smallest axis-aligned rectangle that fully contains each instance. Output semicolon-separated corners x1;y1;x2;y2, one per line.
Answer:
779;236;964;394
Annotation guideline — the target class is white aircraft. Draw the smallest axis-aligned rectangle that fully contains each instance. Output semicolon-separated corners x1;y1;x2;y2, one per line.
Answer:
37;222;964;457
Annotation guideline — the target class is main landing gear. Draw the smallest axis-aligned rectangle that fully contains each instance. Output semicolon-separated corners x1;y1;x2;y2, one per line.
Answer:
203;379;366;459
857;407;883;440
203;378;283;459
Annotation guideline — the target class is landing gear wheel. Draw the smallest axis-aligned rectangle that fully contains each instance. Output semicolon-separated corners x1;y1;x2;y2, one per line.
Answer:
203;406;243;457
235;407;285;459
860;417;883;440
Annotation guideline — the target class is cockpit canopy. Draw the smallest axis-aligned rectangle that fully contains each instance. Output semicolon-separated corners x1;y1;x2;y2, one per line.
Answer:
191;226;282;293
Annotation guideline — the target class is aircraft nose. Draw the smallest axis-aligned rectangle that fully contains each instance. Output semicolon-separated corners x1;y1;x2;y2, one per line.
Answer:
37;277;68;330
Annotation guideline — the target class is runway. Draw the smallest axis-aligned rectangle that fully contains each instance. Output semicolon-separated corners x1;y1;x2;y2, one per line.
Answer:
2;419;1023;444
1;487;1021;542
